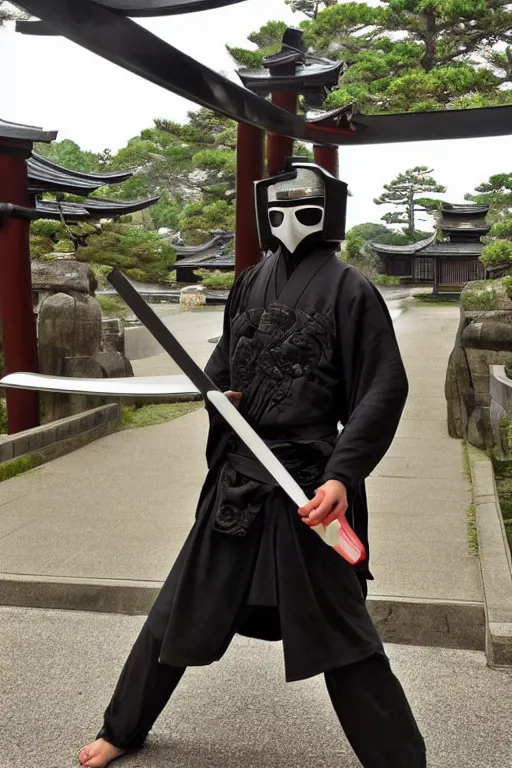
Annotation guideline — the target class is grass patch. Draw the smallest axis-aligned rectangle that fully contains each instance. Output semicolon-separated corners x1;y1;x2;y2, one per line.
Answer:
194;269;235;290
372;275;402;286
466;504;479;555
462;443;479;554
0;396;7;435
97;295;130;321
0;454;42;483
462;441;471;481
414;293;460;305
119;402;201;430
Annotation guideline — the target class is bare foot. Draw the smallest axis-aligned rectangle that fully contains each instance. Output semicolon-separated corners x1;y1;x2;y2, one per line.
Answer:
78;739;126;768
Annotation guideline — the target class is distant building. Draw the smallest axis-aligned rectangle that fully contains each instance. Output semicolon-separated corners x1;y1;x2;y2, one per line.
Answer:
370;203;489;294
174;230;234;283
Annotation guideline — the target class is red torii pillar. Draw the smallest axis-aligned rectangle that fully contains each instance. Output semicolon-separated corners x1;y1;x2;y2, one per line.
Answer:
0;139;39;434
266;91;298;177
313;144;339;178
235;91;299;276
234;123;265;277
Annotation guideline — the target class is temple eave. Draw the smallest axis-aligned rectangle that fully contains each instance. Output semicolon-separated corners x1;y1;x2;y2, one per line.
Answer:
31;152;136;184
35;196;159;220
0;117;57;144
238;62;342;95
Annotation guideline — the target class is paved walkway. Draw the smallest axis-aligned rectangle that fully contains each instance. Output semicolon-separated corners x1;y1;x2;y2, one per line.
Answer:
2;606;510;768
0;304;480;606
1;303;503;768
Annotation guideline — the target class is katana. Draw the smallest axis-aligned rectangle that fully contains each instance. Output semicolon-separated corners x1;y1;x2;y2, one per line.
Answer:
107;269;365;566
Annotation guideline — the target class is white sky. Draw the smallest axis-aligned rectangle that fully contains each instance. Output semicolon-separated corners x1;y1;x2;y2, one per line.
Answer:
1;0;511;229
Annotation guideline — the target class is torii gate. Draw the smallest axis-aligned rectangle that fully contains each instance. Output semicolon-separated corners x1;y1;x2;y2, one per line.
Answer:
3;0;512;435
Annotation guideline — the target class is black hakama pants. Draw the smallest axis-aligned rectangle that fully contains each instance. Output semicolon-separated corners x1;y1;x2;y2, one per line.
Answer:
98;605;426;768
96;472;426;766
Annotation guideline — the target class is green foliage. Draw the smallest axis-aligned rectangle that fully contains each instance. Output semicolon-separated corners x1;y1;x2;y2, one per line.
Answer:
467;172;512;275
181;199;235;245
31;219;66;238
96;295;129;320
372;275;402;286
76;223;176;284
0;2;29;24
285;0;337;19
503;276;512;300
374;167;446;234
119;402;201;430
35;138;104;173
414;292;459;304
341;222;432;278
0;454;40;483
194;270;235;290
481;240;512;267
30;235;55;260
233;1;512;114
460;281;498;311
89;263;113;289
54;239;75;253
466;173;512;223
149;192;181;231
0;396;6;434
228;21;287;68
99;109;237;243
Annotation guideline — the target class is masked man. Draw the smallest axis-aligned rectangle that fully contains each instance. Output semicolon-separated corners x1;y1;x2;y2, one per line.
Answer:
79;159;426;768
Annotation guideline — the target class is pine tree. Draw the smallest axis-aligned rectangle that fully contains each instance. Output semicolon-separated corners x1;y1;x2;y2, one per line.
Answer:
0;2;29;23
467;174;512;272
230;1;512;113
285;0;338;20
374;166;446;236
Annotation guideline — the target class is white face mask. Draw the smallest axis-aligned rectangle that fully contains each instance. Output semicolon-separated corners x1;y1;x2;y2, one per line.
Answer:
268;204;325;254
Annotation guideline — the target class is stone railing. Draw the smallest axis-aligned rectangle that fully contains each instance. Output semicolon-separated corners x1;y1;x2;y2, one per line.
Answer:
490;365;512;454
446;280;512;450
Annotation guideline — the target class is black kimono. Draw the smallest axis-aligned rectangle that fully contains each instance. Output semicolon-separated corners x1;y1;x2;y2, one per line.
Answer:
146;246;409;683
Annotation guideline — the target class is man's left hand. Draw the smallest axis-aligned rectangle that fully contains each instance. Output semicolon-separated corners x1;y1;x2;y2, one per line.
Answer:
298;480;348;528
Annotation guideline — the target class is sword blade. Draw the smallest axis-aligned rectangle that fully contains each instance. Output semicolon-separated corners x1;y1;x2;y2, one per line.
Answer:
109;270;365;565
108;269;215;397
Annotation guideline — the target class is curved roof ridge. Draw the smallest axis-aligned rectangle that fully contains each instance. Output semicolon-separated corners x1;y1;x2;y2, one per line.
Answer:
369;230;437;255
31;152;136;183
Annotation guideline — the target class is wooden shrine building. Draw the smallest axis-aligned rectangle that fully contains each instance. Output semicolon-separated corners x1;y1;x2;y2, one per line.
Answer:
370;203;490;294
174;230;234;283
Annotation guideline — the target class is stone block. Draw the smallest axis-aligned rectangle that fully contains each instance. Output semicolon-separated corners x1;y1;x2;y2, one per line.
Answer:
26;430;45;453
0;439;14;464
93;351;134;379
38;293;102;377
469;447;512;668
488;623;512;666
102;318;125;354
41;357;106;424
180;285;206;308
12;435;30;459
467;407;493;450
446;307;512;450
368;596;485;652
31;260;96;294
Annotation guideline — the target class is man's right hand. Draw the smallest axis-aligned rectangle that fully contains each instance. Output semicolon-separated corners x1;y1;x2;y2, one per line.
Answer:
224;391;243;408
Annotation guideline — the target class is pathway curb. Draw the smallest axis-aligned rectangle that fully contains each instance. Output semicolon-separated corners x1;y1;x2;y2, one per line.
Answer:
468;445;512;666
0;574;485;651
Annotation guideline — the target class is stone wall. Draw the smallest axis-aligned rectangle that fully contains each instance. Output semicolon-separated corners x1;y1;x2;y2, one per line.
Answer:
446;280;512;449
32;259;133;423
